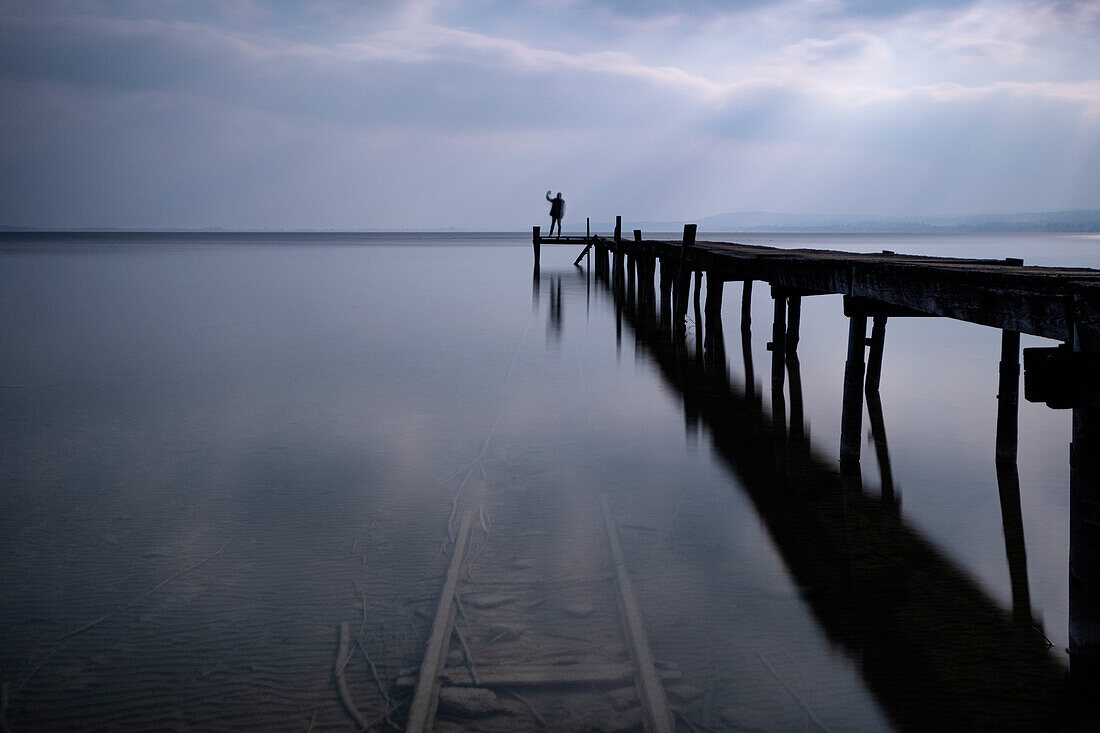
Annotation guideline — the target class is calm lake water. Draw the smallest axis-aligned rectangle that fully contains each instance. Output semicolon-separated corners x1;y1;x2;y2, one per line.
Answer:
2;231;1098;730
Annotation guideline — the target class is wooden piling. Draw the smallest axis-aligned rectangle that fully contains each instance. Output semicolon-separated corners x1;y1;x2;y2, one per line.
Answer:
865;316;888;395
615;215;622;244
996;461;1032;625
1070;319;1100;688
704;275;726;370
741;280;753;331
866;389;896;504
785;295;802;354
634;229;642;243
1070;402;1100;686
659;257;674;329
741;281;756;403
787;352;805;444
627;251;636;311
694;286;705;365
704;274;723;318
739;337;755;407
675;225;697;326
769;295;788;485
770;288;787;387
638;255;656;316
532;226;540;271
996;329;1021;464
840;315;868;472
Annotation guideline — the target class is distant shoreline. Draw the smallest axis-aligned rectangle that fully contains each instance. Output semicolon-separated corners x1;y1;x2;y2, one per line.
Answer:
2;228;1099;236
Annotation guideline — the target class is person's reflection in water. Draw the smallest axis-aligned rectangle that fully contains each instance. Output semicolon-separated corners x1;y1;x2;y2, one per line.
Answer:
547;275;563;345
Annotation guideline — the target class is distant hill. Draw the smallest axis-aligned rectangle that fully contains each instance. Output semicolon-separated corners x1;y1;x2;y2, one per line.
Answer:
600;210;1100;234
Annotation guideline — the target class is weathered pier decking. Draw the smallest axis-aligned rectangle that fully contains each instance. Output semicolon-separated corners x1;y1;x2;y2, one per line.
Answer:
535;222;1100;344
535;219;1100;698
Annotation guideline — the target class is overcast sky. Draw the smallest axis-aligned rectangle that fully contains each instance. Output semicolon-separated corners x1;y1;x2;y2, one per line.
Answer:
2;0;1098;229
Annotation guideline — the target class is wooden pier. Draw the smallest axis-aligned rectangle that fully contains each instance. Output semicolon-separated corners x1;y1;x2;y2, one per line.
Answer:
536;219;1100;695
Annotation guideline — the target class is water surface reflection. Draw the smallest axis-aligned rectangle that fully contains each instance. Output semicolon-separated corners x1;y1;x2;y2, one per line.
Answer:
598;252;1069;729
0;233;1092;730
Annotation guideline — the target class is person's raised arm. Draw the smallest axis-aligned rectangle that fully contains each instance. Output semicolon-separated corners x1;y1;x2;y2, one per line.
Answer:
546;190;553;202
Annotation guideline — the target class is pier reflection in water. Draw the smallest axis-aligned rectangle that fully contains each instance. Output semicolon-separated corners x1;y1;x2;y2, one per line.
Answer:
543;245;1081;730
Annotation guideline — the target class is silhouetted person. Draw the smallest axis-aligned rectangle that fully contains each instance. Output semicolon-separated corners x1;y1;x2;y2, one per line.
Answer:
546;191;565;237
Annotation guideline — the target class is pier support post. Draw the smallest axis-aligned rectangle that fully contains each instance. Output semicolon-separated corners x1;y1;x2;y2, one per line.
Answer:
741;281;756;404
704;275;724;319
532;226;541;274
840;314;868;472
996;461;1032;625
865;316;888;394
787;350;806;445
866;389;896;505
996;329;1021;464
770;292;788;484
659;257;674;330
638;256;656;320
704;274;725;371
1071;402;1100;687
615;215;622;244
634;229;642;243
741;280;753;331
626;251;636;312
1070;319;1100;688
769;287;787;387
675;225;697;328
785;295;802;354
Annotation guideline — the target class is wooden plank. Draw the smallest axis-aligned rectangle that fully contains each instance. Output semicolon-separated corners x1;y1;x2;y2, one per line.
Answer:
694;243;1088;340
539;235;594;243
395;663;683;688
851;266;1071;340
844;296;932;318
600;495;675;733
840;315;868;471
406;510;475;733
573;240;594;266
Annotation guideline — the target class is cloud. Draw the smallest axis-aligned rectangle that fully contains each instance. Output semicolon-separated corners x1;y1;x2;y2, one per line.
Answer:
0;0;1097;227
